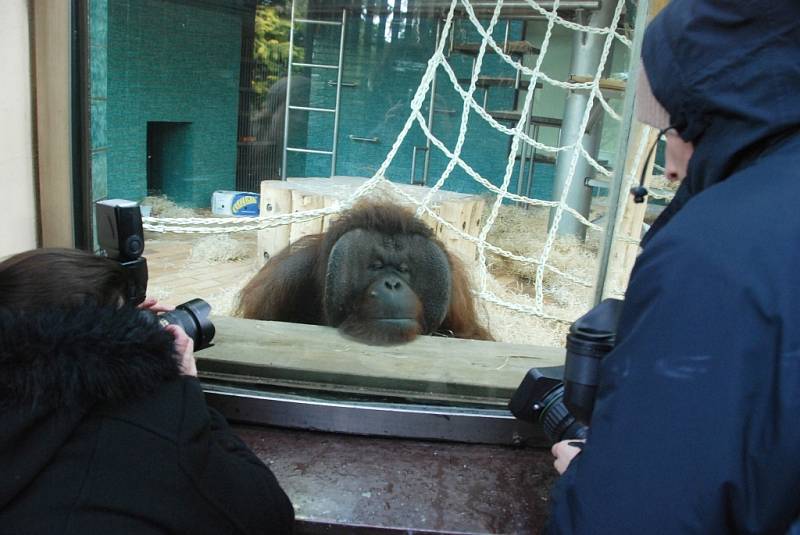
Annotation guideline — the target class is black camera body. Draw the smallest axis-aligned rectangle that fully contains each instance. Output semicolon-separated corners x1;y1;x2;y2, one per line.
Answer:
509;298;624;442
95;199;215;351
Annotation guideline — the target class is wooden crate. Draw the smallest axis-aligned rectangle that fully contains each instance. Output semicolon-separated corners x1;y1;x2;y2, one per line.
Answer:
256;177;485;267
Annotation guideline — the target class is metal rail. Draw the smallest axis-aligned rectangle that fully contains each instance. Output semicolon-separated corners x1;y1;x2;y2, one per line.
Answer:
287;147;334;155
331;8;346;176
348;135;379;143
289;105;336;113
204;383;546;446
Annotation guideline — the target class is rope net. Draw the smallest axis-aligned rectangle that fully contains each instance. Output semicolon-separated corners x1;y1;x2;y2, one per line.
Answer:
143;0;673;331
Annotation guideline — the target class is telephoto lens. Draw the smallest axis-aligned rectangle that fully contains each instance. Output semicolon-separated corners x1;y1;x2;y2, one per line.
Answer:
563;298;624;426
159;298;216;351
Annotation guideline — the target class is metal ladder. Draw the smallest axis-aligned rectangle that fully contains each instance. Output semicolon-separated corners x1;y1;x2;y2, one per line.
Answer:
442;15;545;200
281;6;346;180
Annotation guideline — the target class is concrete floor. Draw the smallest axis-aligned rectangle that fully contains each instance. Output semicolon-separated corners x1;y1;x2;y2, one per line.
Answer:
143;231;258;313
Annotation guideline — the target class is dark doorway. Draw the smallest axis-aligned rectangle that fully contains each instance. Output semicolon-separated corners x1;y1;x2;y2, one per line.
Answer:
146;121;193;198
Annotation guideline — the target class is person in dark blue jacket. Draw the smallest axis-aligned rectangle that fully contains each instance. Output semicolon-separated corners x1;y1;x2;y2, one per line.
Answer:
547;1;800;533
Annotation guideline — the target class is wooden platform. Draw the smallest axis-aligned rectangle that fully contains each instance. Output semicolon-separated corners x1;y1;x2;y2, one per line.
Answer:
568;75;627;99
257;177;487;267
198;316;564;406
452;40;540;56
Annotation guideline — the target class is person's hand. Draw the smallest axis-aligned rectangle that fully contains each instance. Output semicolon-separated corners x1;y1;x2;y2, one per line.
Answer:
551;439;585;475
164;324;197;377
138;297;175;314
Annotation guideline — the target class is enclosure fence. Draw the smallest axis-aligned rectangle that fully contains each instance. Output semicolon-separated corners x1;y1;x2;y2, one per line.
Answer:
144;0;671;324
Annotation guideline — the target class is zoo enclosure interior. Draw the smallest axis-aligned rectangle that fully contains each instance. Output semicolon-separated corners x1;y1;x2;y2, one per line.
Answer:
85;0;672;411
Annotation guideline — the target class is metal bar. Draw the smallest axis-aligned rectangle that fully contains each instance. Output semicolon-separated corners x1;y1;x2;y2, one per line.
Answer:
292;62;339;70
287;147;334;155
348;135;380;143
331;8;346;177
549;1;617;239
204;384;544;446
516;108;532;203
295;18;342;26
327;80;357;88
503;20;510;53
448;16;454;56
468;1;601;9
410;146;428;185
280;2;297;181
72;0;93;249
422;19;441;186
594;0;651;304
525;124;540;200
289;105;336;113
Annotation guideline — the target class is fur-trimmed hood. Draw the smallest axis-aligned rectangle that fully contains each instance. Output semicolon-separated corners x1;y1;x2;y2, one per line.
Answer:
0;304;180;410
0;304;181;509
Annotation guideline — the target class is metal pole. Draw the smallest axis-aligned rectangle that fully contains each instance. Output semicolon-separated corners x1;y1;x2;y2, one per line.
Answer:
280;1;296;181
549;2;617;239
330;9;346;177
593;0;651;304
525;124;540;200
422;18;441;185
516;89;533;201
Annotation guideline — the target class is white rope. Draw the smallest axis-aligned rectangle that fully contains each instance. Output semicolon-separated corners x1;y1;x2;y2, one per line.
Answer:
532;0;626;313
143;0;641;325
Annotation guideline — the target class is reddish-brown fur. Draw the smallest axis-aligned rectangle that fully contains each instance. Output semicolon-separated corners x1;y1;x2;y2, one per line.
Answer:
236;201;493;342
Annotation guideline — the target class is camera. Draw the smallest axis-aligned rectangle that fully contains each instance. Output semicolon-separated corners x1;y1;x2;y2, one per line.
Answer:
508;298;624;442
158;299;216;352
96;199;216;350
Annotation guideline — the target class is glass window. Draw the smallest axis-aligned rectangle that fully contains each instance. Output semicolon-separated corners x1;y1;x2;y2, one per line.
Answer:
84;0;656;410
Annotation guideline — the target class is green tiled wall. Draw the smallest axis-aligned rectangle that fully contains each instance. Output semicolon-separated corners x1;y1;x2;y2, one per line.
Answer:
104;0;242;207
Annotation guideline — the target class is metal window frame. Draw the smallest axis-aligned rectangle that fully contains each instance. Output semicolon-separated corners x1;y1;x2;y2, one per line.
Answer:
69;1;575;448
203;383;548;447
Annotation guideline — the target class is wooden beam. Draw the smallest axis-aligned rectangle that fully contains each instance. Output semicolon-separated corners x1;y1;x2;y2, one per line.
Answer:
32;1;74;247
602;123;660;296
198;316;564;405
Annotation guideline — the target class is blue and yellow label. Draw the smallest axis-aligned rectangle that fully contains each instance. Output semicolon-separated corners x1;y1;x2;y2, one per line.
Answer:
231;194;259;216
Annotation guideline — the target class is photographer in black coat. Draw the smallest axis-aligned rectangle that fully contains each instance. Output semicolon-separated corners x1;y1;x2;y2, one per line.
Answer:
0;248;294;534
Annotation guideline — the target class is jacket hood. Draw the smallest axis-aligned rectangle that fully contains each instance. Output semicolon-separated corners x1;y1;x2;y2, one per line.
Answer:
0;304;180;508
641;0;800;242
0;304;180;410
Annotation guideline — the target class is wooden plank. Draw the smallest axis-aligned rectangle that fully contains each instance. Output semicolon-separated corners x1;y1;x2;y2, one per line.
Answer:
33;1;74;247
257;181;293;265
457;76;543;90
289;191;325;243
198;316;564;404
569;75;627;101
452;41;539;56
488;110;563;127
321;195;339;232
602;123;660;296
437;199;481;264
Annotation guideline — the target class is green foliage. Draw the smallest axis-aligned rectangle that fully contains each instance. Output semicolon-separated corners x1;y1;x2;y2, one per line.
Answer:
252;5;304;95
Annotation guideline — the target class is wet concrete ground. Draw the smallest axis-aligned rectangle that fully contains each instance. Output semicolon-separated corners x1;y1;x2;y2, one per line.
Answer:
236;425;557;534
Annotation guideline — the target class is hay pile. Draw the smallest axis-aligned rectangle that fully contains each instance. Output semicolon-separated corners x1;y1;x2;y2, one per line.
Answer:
477;203;603;346
189;235;252;264
473;269;572;347
141;195;202;218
